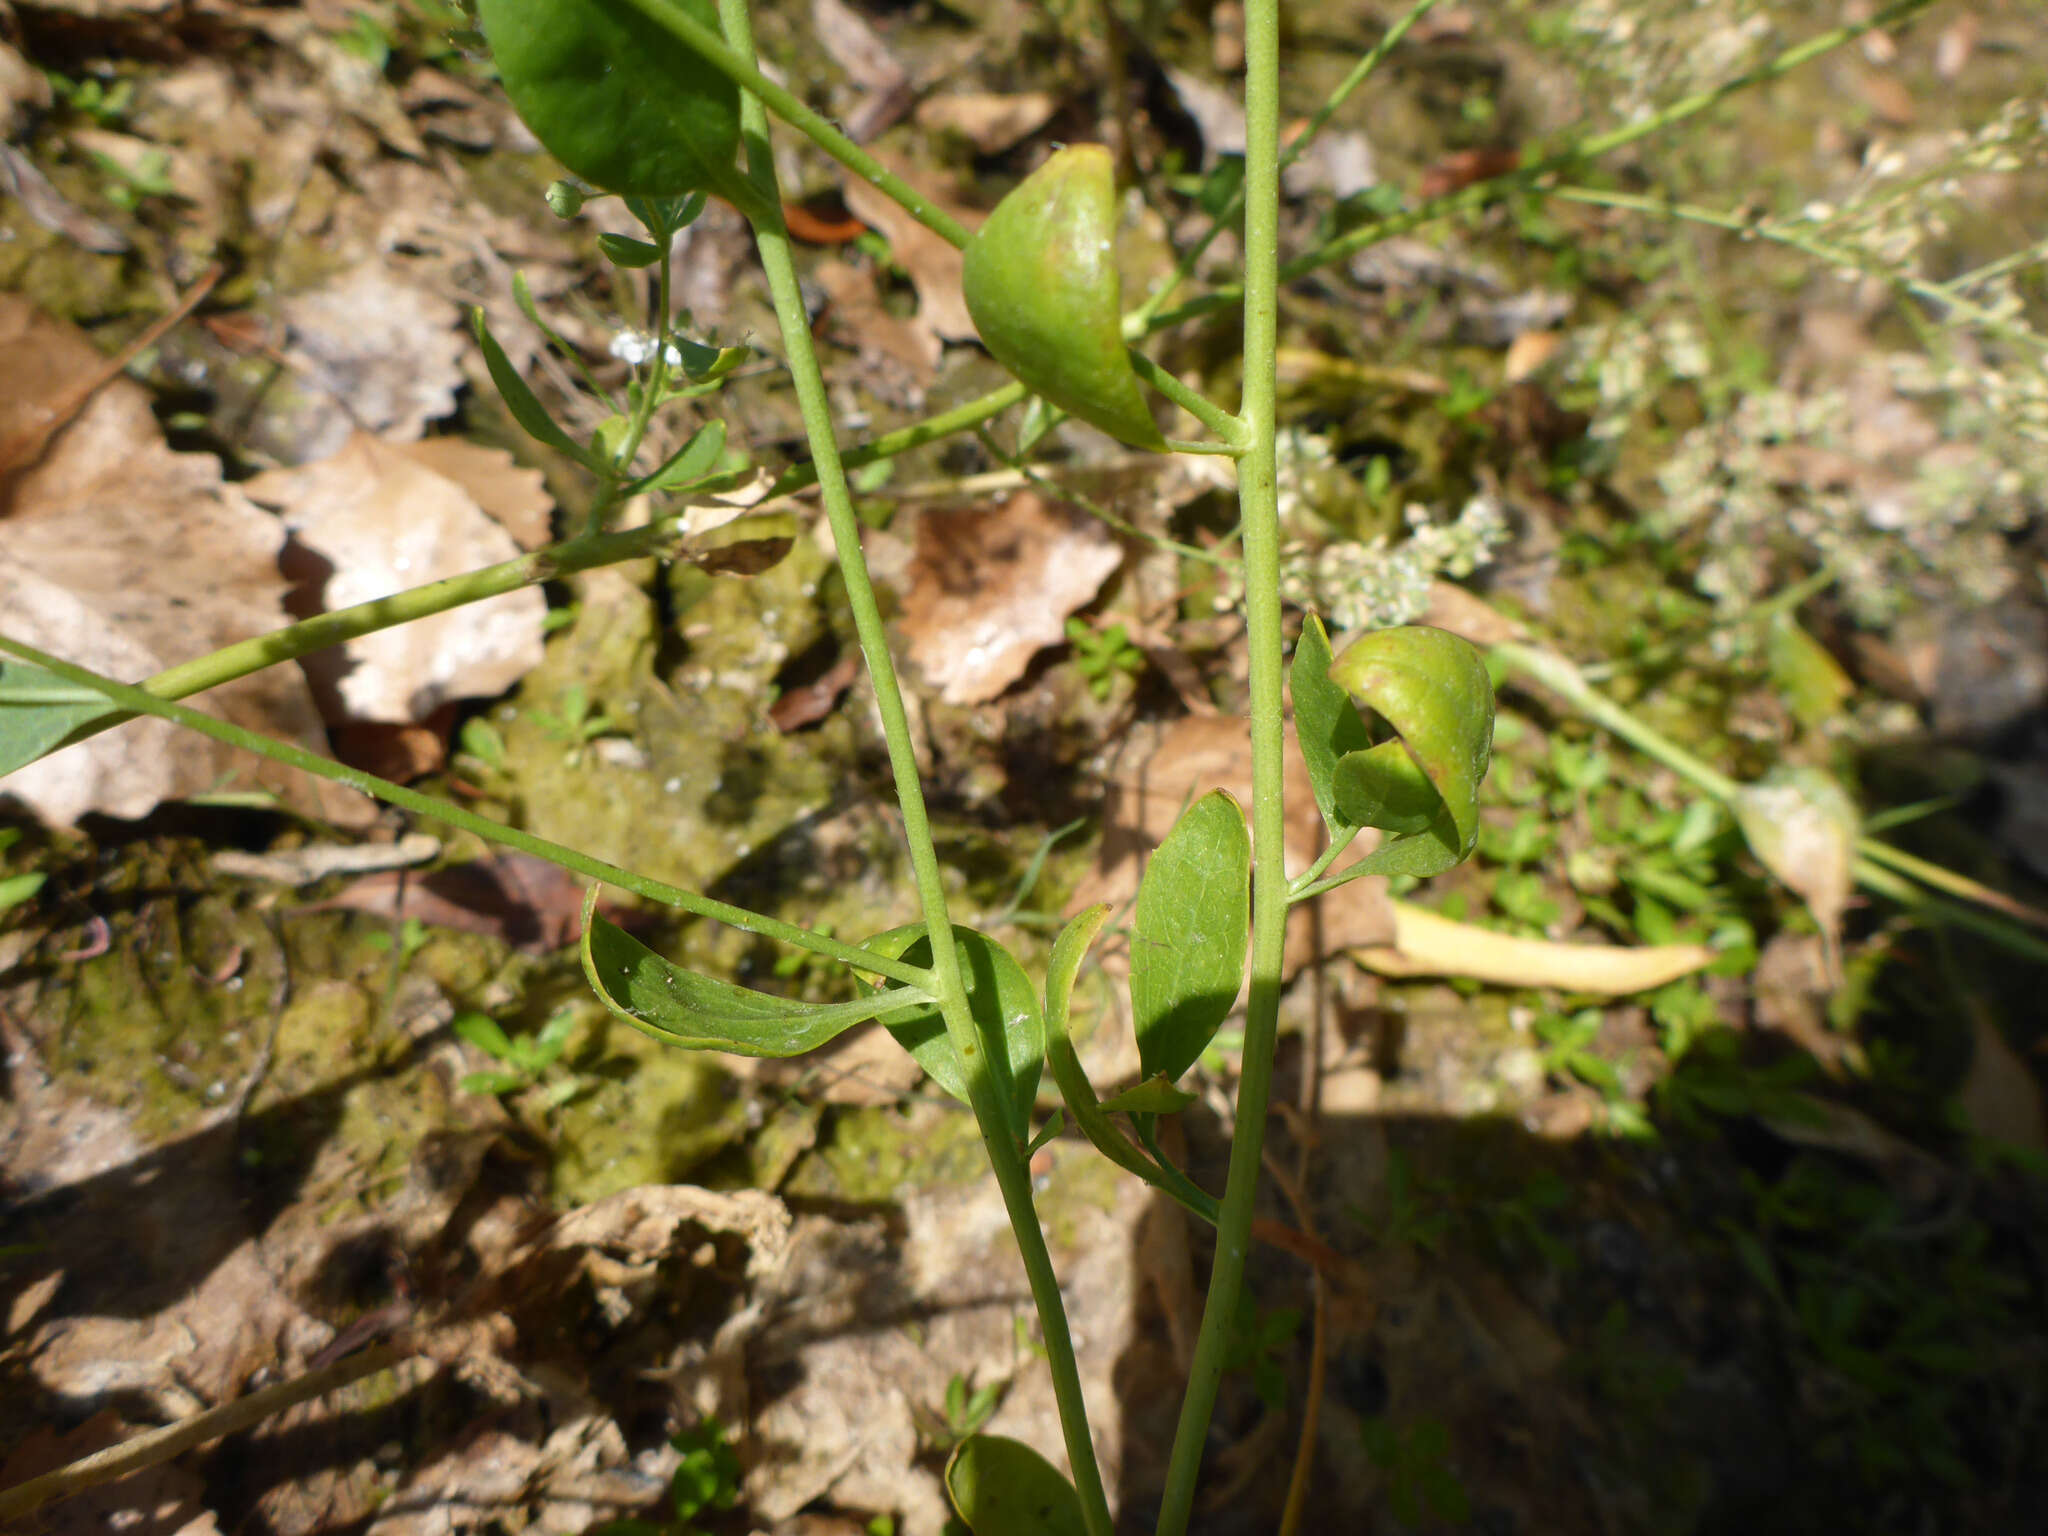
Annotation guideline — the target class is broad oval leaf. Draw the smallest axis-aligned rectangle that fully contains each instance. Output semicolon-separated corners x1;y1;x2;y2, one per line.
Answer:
862;924;1043;1141
1325;624;1494;859
581;892;930;1056
945;1435;1088;1536
477;0;743;200
1291;612;1372;835
962;145;1167;451
1131;790;1250;1084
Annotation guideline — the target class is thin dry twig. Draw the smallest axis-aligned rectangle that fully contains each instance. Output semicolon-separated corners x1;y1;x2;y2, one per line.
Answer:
0;1341;418;1523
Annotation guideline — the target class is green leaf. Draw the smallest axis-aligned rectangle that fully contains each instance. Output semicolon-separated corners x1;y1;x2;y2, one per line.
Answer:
962;145;1167;451
471;310;606;472
452;1010;516;1061
1096;1076;1198;1115
476;0;744;202
861;924;1043;1142
582;891;930;1056
1325;624;1494;857
1333;740;1447;836
0;660;124;779
0;870;47;914
1291;612;1373;834
627;418;727;495
460;1069;532;1096
597;231;664;268
944;1435;1089;1536
1130;791;1250;1084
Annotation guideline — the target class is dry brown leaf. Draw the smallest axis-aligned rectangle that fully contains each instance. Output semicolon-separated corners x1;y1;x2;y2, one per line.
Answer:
898;492;1123;706
0;321;369;827
0;293;126;480
842;162;980;344
395;438;555;550
913;91;1059;155
815;257;941;394
1352;900;1714;995
247;432;545;725
812;0;912;142
277;262;467;462
299;850;587;953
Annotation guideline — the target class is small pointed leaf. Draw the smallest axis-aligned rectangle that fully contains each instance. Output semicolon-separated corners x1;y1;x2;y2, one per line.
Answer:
0;661;122;777
945;1435;1089;1536
581;892;929;1056
1131;790;1250;1084
472;310;607;472
962;145;1168;451
1096;1076;1198;1116
597;232;665;268
628;419;727;495
1326;624;1494;858
1291;612;1372;834
862;924;1043;1142
477;0;745;202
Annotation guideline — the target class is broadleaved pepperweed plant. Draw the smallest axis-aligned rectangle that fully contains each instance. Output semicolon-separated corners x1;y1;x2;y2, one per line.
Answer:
0;0;1997;1529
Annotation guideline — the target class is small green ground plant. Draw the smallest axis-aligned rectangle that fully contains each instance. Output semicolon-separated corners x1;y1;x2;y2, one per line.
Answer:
3;0;2042;1529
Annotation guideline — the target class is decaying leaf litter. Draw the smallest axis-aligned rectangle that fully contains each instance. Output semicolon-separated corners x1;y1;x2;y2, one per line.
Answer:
3;0;2048;1531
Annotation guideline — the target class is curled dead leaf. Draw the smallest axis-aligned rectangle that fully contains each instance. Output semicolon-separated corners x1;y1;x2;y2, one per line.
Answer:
1353;901;1715;996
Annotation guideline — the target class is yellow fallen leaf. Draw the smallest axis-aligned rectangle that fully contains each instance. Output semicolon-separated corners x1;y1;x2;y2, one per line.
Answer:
1353;900;1714;996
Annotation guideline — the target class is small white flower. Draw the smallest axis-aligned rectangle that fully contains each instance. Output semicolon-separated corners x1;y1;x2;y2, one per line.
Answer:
608;330;686;368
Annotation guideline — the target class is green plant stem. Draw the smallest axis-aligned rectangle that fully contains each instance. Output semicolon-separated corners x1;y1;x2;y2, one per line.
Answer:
1154;0;1288;1524
716;2;1112;1526
1145;0;1939;334
1493;640;2048;958
1550;184;2048;358
18;518;692;763
1852;859;2048;967
1131;0;1444;330
616;0;970;250
1127;351;1250;450
0;633;934;990
1287;824;1360;900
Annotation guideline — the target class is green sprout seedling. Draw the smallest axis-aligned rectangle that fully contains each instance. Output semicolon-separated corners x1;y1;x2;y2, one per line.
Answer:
1064;618;1145;700
453;1007;587;1107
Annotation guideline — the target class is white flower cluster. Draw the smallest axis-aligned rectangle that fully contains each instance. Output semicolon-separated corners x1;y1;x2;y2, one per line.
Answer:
1561;0;1775;125
1280;484;1511;633
609;330;687;368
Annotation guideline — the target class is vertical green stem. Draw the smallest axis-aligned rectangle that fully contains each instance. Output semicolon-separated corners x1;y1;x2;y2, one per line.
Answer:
1154;0;1288;1525
715;3;1113;1528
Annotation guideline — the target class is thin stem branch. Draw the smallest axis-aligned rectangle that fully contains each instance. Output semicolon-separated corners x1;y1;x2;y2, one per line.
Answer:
1492;640;2048;959
717;1;1112;1526
1550;184;2047;357
615;0;971;250
1154;0;1288;1522
1142;0;1941;333
0;633;934;989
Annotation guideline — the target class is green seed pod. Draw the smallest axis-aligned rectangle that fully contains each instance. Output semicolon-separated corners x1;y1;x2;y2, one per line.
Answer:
477;0;742;201
962;145;1167;451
